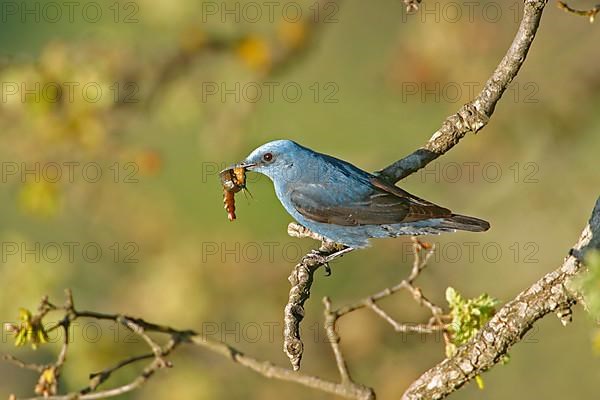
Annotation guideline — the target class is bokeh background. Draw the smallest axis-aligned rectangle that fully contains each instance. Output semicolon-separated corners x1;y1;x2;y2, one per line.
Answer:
1;0;599;399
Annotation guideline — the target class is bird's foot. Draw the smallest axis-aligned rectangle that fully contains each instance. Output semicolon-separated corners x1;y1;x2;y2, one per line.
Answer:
304;249;328;268
303;247;354;277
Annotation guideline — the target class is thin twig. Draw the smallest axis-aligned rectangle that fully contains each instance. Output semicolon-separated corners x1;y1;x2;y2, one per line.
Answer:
334;239;448;339
81;353;155;394
323;297;352;383
366;301;442;334
557;1;600;22
118;317;171;368
1;354;45;373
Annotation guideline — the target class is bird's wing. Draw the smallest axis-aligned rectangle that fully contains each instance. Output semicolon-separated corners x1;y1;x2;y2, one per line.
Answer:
290;177;452;226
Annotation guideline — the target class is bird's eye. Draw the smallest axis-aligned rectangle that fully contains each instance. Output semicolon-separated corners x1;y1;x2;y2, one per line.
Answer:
263;152;273;162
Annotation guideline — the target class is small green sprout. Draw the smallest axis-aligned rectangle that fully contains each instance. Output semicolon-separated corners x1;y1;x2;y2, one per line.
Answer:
5;308;49;349
445;287;499;389
571;250;600;320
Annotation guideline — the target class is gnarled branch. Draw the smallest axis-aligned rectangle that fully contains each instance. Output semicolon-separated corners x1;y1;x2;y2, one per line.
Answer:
284;223;352;370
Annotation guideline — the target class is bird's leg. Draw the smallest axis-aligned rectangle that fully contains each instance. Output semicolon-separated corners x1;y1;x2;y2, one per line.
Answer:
288;223;353;275
322;247;355;276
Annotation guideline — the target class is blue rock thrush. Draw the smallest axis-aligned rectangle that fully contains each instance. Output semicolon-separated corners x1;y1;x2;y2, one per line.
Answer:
239;140;489;248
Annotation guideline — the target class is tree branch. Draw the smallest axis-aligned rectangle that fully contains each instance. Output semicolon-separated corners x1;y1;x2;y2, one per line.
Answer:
402;197;600;400
377;0;548;183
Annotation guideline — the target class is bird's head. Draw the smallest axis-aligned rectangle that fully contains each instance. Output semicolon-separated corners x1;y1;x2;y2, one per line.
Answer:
239;139;305;182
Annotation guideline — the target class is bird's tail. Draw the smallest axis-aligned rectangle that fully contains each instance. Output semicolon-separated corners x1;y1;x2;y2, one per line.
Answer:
439;214;490;232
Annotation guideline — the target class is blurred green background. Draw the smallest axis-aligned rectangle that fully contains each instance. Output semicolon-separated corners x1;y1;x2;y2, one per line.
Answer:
1;0;599;399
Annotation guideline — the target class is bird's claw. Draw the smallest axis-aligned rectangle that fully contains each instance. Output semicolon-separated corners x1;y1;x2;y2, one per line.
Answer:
303;250;332;276
303;250;325;266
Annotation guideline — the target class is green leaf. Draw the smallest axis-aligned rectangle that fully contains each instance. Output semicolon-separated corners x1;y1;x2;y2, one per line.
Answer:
571;250;600;320
475;375;485;390
19;308;32;322
445;287;501;389
445;287;498;351
7;308;49;349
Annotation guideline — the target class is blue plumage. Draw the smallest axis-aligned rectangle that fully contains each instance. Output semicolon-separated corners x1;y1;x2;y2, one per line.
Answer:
240;140;489;248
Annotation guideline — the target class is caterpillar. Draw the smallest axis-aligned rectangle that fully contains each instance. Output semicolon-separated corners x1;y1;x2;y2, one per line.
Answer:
220;167;247;221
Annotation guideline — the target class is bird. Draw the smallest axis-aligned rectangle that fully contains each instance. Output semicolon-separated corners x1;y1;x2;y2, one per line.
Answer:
238;140;489;249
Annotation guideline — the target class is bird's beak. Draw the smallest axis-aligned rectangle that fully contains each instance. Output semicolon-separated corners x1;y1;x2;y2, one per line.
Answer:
237;161;257;170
